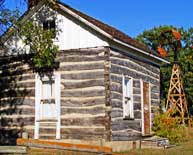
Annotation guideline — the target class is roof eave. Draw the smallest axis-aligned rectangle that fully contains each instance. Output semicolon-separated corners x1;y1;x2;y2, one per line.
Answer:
58;3;170;64
113;38;170;64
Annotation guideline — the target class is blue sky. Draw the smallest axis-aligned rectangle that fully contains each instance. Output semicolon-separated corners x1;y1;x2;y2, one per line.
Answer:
4;0;193;37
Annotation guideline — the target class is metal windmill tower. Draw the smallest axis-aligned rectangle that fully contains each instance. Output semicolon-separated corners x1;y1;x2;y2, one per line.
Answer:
157;29;189;124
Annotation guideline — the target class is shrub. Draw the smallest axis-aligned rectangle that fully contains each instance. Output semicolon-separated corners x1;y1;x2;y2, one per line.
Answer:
153;113;189;143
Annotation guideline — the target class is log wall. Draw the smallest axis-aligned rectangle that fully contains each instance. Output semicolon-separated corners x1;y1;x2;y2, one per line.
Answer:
0;46;110;144
0;58;35;145
109;48;160;141
0;46;161;144
56;47;109;141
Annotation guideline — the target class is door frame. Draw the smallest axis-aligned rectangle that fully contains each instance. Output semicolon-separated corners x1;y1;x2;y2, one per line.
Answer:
140;79;152;136
34;72;61;139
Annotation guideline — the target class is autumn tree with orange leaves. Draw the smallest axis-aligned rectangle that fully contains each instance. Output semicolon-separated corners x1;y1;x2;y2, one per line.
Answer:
136;26;193;113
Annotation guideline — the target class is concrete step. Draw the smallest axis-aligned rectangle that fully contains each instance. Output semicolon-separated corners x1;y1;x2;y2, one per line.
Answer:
0;146;27;154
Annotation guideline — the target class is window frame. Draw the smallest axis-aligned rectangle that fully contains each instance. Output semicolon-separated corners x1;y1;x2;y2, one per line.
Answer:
43;19;56;38
122;75;134;120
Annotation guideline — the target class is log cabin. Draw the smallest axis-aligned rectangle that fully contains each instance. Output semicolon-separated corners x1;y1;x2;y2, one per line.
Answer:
0;0;169;151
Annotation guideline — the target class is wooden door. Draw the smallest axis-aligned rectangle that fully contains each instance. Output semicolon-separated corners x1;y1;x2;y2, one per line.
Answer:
143;82;151;135
40;76;56;120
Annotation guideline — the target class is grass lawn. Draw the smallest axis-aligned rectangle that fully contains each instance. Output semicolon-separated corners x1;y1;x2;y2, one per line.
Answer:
118;140;193;155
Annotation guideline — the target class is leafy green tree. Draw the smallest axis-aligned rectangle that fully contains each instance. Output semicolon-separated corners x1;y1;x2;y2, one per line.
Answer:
136;26;193;112
19;20;58;70
0;0;58;71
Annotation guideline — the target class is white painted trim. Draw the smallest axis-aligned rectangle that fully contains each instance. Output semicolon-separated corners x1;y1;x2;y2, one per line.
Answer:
58;3;113;40
58;3;169;64
140;79;144;135
34;74;41;139
55;72;61;140
122;74;125;118
130;78;134;118
122;75;134;119
34;72;61;139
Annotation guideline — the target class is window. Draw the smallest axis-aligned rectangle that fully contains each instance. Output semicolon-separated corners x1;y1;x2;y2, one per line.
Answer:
43;20;56;37
122;75;134;119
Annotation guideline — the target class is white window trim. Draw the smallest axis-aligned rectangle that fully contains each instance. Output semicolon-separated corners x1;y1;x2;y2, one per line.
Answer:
122;74;134;119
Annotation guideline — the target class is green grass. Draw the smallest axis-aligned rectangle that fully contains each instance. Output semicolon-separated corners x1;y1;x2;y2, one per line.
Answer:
118;140;193;155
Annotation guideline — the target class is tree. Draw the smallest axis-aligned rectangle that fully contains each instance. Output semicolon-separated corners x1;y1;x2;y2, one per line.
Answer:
136;26;193;112
0;0;58;71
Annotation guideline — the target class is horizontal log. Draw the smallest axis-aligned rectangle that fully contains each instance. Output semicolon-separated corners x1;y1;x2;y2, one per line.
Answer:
111;109;123;118
39;128;56;134
134;111;141;119
0;74;35;82
133;88;141;95
61;79;104;89
151;93;159;100
112;131;142;141
61;89;105;97
1;107;35;115
0;62;23;70
1;83;34;91
57;56;106;62
59;62;104;71
1;117;35;127
111;119;141;132
0;69;32;77
151;85;160;93
61;106;105;115
110;74;122;84
0;89;35;98
111;99;122;108
110;52;160;74
111;58;159;79
111;83;122;93
133;95;141;102
61;97;105;107
39;135;56;140
61;128;105;136
0;98;35;107
133;80;141;88
61;116;108;127
57;47;107;56
111;65;159;85
111;91;122;100
61;133;104;140
14;82;35;88
134;102;141;111
61;71;104;80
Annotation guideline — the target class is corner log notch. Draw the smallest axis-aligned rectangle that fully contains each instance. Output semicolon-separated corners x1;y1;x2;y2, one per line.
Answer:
104;47;111;141
56;47;112;141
